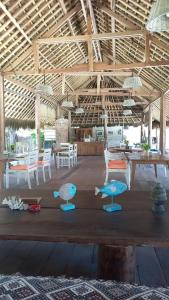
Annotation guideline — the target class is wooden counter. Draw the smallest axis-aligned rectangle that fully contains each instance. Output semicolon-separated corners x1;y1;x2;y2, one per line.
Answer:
76;142;104;156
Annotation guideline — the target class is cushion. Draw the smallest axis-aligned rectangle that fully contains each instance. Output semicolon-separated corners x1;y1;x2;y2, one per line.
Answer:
108;160;128;169
10;164;36;171
0;274;168;300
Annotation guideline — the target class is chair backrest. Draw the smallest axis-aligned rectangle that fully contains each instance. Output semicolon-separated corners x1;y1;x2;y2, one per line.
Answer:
25;150;39;166
104;149;125;167
73;144;77;153
43;148;52;162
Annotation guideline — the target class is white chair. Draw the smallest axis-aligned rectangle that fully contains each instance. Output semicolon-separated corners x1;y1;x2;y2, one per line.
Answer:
37;148;52;182
57;144;74;168
5;151;39;189
104;149;131;189
73;144;78;165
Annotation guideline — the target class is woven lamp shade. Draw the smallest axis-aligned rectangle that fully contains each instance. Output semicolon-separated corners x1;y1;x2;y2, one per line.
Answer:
123;109;132;116
36;84;53;96
123;76;142;89
146;0;169;32
75;108;84;114
123;99;136;107
61;100;74;108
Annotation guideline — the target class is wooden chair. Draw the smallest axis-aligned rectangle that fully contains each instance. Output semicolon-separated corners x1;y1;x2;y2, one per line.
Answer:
104;149;131;189
5;151;39;189
57;144;74;168
37;148;52;182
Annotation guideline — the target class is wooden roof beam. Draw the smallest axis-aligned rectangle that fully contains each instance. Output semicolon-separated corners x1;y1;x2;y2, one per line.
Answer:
36;30;145;44
4;59;169;76
3;4;81;72
0;1;31;44
86;0;102;61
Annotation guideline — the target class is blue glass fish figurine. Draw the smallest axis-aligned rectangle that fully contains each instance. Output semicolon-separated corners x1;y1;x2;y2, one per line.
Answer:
95;180;127;212
53;183;77;211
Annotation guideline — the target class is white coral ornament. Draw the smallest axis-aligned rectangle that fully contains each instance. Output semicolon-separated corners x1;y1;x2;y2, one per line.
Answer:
2;197;28;210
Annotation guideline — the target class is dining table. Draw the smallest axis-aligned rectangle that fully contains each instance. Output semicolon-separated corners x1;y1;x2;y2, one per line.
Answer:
127;153;169;188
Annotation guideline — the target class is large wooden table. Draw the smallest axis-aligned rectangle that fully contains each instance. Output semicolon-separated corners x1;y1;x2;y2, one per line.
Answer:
127;154;169;188
1;190;169;281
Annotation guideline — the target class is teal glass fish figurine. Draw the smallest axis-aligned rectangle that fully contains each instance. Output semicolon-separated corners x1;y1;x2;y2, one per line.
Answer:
53;183;77;211
95;180;127;212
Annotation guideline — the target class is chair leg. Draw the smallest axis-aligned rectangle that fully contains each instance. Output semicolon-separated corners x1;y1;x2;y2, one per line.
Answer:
104;171;109;185
43;166;46;182
35;170;39;185
27;172;31;189
48;165;51;179
16;173;20;185
5;172;9;189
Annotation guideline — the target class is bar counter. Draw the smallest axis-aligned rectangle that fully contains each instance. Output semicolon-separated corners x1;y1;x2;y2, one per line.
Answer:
76;142;104;156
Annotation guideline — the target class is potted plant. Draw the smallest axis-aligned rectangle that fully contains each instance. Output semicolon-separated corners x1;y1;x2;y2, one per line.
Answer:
124;139;129;149
141;143;150;156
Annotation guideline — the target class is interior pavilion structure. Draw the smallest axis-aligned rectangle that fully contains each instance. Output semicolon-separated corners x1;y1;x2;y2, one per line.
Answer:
1;0;169;295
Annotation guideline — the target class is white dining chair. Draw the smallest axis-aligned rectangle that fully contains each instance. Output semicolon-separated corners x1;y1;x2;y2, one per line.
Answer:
57;144;74;168
104;149;131;189
37;148;52;182
5;151;39;189
73;143;78;165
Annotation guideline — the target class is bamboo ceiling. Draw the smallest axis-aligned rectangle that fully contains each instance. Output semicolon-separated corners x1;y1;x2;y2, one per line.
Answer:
0;0;169;127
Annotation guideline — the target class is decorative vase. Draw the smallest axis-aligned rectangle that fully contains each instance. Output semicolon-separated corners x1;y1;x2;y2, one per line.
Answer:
152;182;167;213
143;150;149;157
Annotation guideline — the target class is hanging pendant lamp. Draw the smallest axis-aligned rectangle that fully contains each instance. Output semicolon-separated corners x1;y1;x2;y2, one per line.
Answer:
123;99;136;107
61;92;74;108
123;76;142;89
36;74;53;96
123;109;132;116
146;0;169;32
75;108;84;114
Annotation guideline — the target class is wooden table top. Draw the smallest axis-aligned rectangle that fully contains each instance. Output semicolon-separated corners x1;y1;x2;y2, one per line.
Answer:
127;153;169;163
1;190;169;247
109;147;142;153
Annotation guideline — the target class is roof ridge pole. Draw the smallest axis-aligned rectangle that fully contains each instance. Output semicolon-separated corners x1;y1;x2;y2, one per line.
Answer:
0;74;5;154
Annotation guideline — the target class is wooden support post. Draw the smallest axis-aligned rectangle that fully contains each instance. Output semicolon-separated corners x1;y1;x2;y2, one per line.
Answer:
35;94;41;151
160;94;167;155
62;74;66;95
98;245;135;282
68;110;71;142
0;74;5;153
148;103;152;148
140;116;144;143
57;105;60;119
87;9;93;71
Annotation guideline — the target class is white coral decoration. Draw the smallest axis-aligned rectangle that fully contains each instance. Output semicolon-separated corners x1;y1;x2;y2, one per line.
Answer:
2;197;28;210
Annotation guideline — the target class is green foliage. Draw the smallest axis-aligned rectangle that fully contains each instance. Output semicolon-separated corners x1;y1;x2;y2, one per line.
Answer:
141;143;150;151
124;139;129;145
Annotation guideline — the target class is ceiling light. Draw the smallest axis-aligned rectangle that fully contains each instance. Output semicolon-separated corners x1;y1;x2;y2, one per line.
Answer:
61;92;74;108
123;110;132;116
146;0;169;32
36;74;53;96
100;113;108;119
123;99;136;107
75;108;84;114
56;117;68;125
123;76;142;89
61;100;74;108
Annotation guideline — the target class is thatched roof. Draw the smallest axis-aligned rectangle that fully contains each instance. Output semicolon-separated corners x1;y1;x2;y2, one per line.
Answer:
1;0;169;127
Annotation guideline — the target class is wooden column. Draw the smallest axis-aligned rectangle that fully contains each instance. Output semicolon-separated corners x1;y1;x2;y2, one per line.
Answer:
98;245;135;282
148;103;152;148
0;74;5;153
57;104;60;119
160;94;167;155
68;110;71;142
140;115;144;143
35;94;41;151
